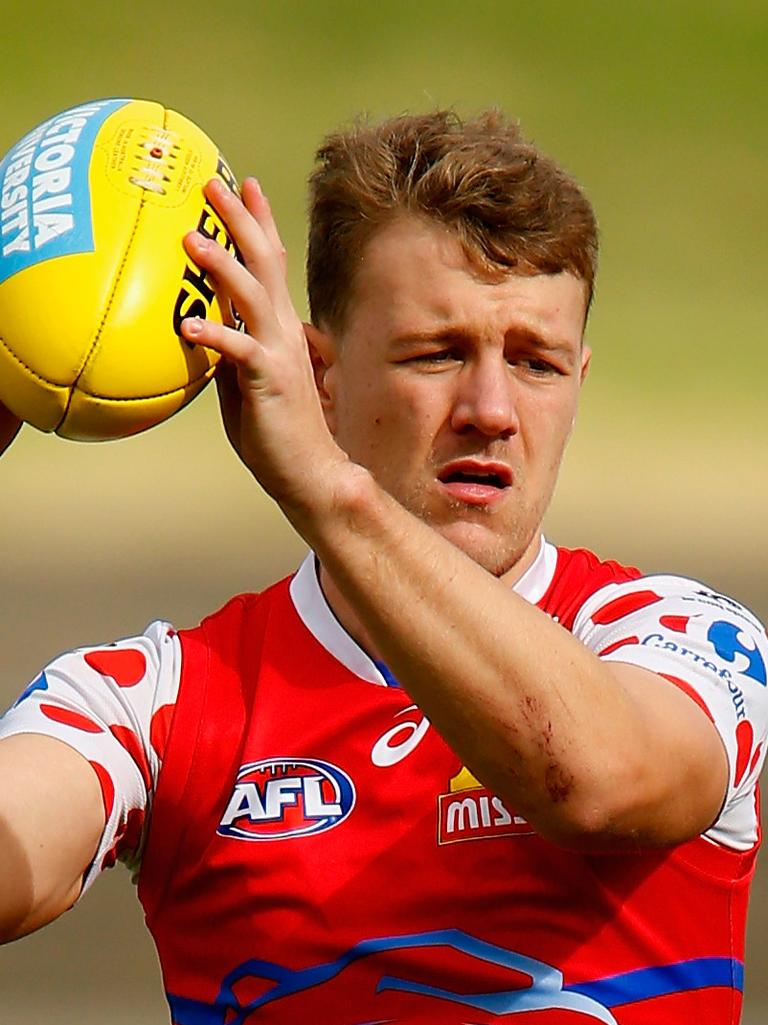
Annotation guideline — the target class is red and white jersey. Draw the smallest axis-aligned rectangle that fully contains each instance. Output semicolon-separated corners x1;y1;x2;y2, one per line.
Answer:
2;539;767;1023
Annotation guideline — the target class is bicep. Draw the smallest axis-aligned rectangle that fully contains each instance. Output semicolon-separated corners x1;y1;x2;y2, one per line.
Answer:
571;575;768;849
0;734;104;940
607;662;730;846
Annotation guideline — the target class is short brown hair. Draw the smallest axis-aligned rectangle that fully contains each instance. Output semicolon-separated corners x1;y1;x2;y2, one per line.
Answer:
307;109;598;331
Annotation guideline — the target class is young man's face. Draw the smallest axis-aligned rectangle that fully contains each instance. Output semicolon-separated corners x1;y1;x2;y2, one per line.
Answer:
320;216;591;582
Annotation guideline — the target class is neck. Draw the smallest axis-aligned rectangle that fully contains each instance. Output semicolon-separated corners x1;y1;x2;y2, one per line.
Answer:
317;563;384;662
316;532;543;665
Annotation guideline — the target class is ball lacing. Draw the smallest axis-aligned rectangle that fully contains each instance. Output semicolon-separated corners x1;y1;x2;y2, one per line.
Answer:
129;129;182;195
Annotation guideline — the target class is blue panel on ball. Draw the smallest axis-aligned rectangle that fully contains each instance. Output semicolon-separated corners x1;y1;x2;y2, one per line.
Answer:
0;98;130;285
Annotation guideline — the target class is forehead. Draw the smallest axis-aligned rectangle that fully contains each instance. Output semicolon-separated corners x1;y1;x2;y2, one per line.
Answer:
343;216;589;346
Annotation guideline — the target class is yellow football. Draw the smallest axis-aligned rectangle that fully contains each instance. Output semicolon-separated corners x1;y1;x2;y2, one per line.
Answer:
0;98;237;441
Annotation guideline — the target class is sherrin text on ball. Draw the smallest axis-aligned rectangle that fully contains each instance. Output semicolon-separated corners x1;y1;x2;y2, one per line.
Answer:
0;98;238;441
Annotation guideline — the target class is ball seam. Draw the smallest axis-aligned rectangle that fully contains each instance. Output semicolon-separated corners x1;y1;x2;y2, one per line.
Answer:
0;332;71;386
59;104;179;431
57;196;149;431
77;365;216;402
0;331;214;401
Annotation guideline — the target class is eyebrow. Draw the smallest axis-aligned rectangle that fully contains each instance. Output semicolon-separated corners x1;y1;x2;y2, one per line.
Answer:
389;329;473;349
389;324;576;354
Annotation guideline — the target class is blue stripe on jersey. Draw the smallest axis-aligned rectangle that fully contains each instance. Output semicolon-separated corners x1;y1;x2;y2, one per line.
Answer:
566;956;744;1006
166;929;744;1025
373;660;401;688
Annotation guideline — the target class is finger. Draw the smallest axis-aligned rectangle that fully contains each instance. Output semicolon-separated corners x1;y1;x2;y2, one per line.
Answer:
203;179;295;327
223;302;237;330
183;231;281;345
181;315;264;375
241;177;288;274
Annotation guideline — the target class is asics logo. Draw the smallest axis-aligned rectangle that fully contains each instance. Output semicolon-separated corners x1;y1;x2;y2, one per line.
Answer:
371;705;430;766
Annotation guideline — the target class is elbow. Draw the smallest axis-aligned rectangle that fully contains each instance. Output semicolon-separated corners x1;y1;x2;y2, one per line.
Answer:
534;760;629;849
533;800;643;853
0;901;35;944
0;887;77;944
0;857;80;944
0;845;36;942
518;760;674;853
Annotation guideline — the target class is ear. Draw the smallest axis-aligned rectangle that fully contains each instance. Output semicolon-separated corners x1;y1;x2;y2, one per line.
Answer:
567;344;592;437
304;322;338;432
579;344;592;385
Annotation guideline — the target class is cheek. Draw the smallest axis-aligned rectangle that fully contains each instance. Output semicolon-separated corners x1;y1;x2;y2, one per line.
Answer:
367;406;440;477
333;391;404;466
523;399;578;469
333;366;449;465
361;379;439;433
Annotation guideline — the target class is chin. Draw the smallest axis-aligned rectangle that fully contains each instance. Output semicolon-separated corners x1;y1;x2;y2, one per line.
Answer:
433;521;531;578
391;482;540;577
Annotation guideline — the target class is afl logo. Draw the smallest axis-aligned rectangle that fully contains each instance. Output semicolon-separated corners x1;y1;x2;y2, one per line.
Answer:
218;758;355;841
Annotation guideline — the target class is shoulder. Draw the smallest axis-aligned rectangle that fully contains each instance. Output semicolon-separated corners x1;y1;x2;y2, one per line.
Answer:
546;547;767;686
572;569;766;672
540;544;766;659
176;574;295;652
537;544;643;628
540;544;768;725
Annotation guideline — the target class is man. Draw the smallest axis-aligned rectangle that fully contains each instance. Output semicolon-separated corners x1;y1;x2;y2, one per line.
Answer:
1;110;766;1023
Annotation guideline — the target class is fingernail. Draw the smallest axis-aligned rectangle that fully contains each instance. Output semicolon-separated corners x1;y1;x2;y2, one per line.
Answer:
183;317;204;335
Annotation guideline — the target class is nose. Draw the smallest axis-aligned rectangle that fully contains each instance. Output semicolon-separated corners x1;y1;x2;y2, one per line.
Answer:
450;355;519;438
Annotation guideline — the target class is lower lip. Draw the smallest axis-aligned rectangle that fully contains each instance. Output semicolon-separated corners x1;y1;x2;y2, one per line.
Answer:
438;481;510;506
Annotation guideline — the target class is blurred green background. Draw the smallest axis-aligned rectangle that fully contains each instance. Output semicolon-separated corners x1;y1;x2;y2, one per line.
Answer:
1;1;766;1021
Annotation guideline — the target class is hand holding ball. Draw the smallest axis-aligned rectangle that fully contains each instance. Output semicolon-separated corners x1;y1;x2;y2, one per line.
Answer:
0;98;237;441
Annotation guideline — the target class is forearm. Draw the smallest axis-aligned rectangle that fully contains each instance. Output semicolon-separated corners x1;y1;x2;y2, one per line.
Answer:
286;470;657;844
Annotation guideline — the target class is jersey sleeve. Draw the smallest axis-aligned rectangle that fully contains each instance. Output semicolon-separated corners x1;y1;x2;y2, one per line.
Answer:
0;621;181;894
572;576;768;850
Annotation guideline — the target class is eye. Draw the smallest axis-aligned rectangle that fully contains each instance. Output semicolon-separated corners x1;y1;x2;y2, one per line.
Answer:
512;356;562;376
422;350;458;362
404;349;463;366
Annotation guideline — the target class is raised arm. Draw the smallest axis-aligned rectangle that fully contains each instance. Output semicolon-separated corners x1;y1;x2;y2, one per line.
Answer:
179;178;735;852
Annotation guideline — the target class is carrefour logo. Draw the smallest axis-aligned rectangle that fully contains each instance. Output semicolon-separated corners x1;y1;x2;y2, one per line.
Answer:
642;615;766;688
707;620;766;686
218;758;355;841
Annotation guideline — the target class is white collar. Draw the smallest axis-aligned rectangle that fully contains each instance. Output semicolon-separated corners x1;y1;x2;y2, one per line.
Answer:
288;536;558;686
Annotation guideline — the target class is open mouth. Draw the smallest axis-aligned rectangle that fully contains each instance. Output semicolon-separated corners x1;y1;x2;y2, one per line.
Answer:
437;462;513;504
440;469;510;489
